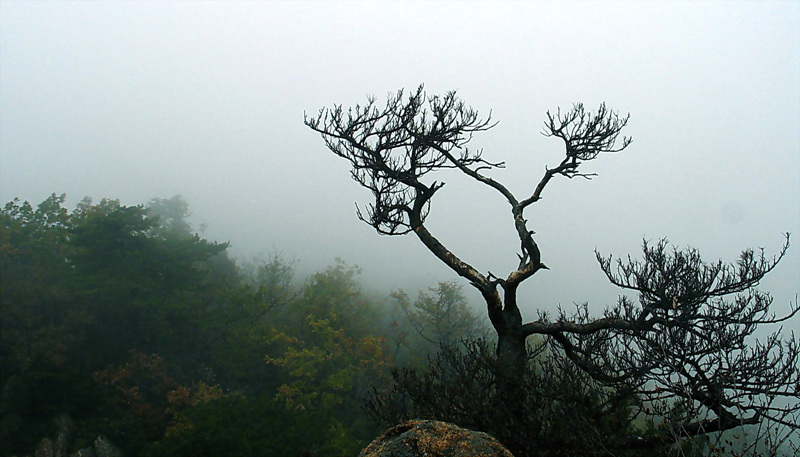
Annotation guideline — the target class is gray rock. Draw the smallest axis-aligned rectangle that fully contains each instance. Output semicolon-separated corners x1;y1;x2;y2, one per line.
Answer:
35;438;55;457
358;420;514;457
53;414;75;457
92;436;121;457
70;447;97;457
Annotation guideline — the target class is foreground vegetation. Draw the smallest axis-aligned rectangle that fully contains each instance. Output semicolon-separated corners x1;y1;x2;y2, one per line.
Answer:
1;194;796;456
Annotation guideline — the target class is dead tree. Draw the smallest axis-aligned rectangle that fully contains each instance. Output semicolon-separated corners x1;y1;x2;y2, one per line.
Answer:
305;85;799;453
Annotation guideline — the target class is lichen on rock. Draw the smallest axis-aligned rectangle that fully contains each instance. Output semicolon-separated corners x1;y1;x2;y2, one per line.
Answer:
358;420;514;457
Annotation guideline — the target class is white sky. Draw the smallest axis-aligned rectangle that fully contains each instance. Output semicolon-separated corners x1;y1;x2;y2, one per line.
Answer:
1;1;798;318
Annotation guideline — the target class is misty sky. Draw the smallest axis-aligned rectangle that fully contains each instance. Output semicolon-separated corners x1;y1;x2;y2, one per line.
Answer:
1;1;798;317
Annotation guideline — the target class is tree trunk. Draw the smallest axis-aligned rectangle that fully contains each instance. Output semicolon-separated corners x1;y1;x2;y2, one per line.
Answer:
495;328;528;416
491;327;529;457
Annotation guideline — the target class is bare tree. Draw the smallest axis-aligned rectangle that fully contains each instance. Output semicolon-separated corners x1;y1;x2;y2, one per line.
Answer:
305;85;799;454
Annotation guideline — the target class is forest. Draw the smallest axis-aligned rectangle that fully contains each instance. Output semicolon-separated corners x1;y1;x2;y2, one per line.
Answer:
1;192;797;457
0;193;489;457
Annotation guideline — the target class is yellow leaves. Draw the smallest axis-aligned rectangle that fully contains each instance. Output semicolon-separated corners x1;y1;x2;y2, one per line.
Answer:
267;328;300;345
164;381;225;437
192;381;224;404
94;351;226;439
266;314;391;411
166;385;192;407
166;381;223;409
93;352;173;402
264;261;393;416
275;384;315;410
358;335;391;368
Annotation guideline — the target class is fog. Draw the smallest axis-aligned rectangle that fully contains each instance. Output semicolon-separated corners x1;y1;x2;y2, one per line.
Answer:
2;1;798;316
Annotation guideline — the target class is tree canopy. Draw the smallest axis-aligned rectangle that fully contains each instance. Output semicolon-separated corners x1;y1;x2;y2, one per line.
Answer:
0;194;393;456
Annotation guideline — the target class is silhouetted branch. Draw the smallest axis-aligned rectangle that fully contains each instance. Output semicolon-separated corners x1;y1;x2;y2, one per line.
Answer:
304;85;496;236
528;236;800;441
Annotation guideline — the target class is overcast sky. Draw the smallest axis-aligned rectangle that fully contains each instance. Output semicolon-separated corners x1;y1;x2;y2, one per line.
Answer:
1;1;798;317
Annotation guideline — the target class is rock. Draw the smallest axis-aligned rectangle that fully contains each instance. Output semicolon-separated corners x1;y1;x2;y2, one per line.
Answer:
53;414;75;457
35;437;55;457
92;436;121;457
70;447;97;457
358;420;514;457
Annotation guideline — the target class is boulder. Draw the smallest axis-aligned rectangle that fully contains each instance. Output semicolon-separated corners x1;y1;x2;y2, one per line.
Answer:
53;414;75;457
70;447;97;457
92;436;121;457
35;437;55;457
358;420;514;457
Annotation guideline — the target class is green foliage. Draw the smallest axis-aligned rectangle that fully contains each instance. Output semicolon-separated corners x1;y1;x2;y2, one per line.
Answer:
0;194;236;456
265;261;390;447
284;260;377;335
267;316;390;410
142;394;360;457
146;195;194;238
88;351;224;453
0;194;393;457
391;280;487;360
0;194;97;455
366;339;668;457
1;194;85;372
9;192;789;457
68;197;229;369
197;255;298;394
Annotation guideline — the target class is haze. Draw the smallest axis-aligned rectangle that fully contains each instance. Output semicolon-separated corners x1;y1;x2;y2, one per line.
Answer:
1;1;798;316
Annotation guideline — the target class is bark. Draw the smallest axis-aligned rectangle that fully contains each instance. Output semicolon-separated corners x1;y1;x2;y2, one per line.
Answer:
494;331;528;425
494;288;529;416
